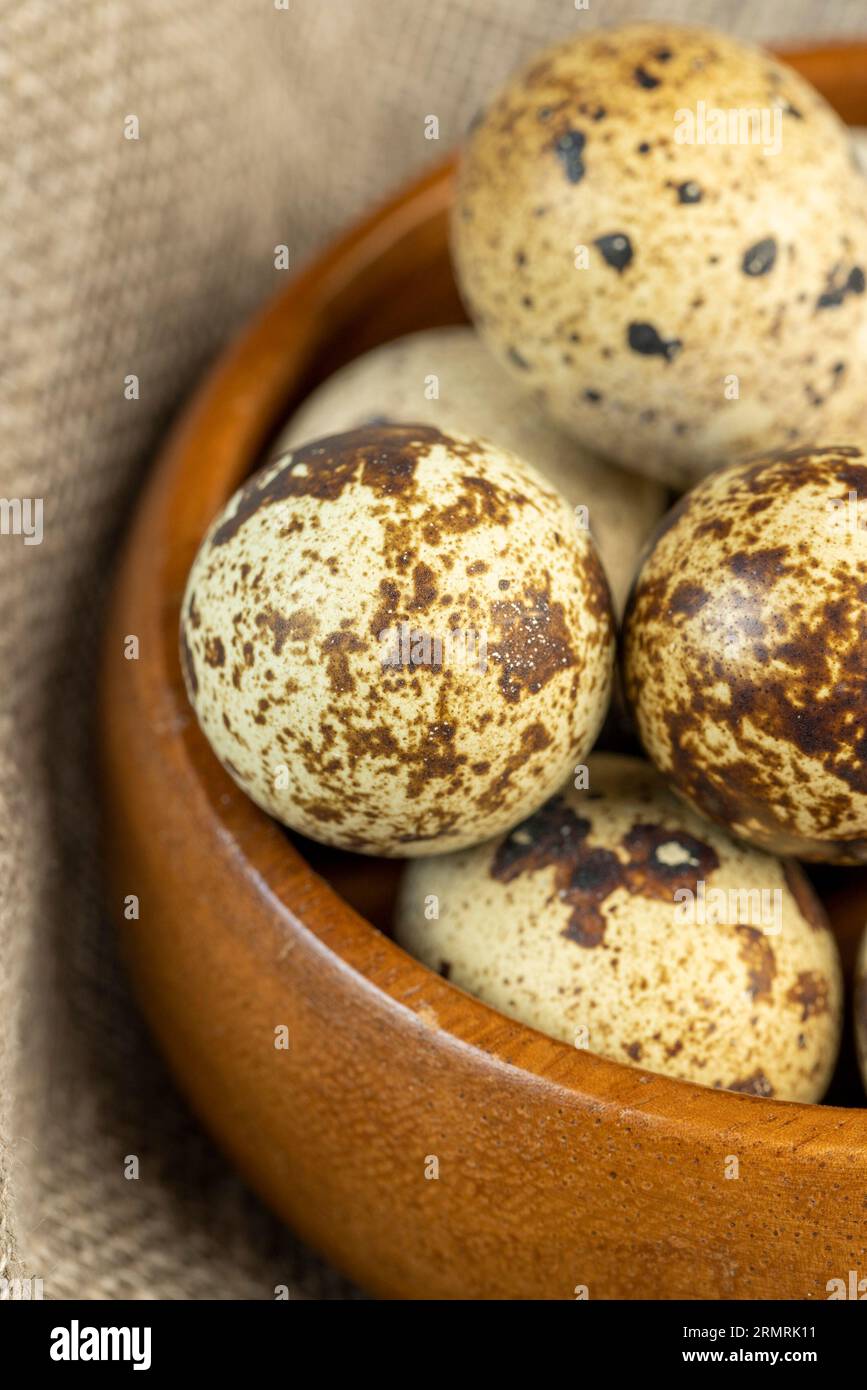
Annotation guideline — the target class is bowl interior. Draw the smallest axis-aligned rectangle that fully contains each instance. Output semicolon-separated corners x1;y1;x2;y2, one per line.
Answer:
165;48;867;1123
246;151;867;1111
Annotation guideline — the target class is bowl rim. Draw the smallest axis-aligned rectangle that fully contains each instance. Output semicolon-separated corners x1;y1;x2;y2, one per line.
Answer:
105;39;867;1151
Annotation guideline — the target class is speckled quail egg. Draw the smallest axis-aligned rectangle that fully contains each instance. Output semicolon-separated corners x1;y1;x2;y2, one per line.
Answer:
395;753;842;1101
180;423;616;856
623;442;867;863
451;22;867;488
276;327;667;614
855;928;867;1095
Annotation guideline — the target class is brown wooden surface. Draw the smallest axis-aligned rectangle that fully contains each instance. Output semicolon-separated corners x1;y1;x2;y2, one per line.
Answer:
101;44;867;1300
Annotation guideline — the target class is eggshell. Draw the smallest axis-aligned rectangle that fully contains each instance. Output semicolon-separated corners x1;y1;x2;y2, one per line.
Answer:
277;327;667;614
395;753;842;1101
180;423;616;856
623;442;867;863
452;21;867;488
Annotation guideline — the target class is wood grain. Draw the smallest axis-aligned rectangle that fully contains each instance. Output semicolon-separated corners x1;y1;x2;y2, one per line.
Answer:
100;44;867;1299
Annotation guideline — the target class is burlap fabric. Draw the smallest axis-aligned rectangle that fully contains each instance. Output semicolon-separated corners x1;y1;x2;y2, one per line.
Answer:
2;0;863;1302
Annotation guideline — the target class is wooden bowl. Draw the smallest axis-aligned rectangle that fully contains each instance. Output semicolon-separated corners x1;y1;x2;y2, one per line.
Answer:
101;43;867;1300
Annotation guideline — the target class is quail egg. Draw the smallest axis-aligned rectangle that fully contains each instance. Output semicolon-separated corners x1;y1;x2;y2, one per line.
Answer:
395;754;842;1101
852;128;867;178
623;442;867;862
180;423;615;855
452;22;867;488
855;927;867;1095
277;327;667;613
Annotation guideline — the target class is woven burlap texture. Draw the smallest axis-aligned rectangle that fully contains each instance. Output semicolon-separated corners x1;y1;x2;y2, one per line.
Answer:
2;0;863;1301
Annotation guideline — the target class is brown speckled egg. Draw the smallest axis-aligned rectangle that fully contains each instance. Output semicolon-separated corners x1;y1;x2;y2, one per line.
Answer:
276;328;667;614
395;754;842;1101
180;423;615;856
452;22;867;489
855;929;867;1095
623;442;867;863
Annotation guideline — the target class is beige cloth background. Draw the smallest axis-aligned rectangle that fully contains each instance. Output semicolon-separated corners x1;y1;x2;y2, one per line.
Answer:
2;0;864;1301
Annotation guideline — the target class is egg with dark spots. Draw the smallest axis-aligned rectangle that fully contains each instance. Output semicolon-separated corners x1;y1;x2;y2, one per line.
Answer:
395;754;841;1100
451;21;867;489
852;127;867;178
623;442;867;863
180;423;615;856
275;327;666;614
855;928;867;1095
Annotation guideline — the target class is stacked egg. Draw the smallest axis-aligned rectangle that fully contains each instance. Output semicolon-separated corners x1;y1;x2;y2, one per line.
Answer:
181;22;867;1104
